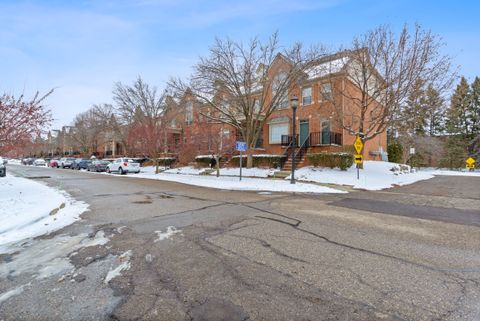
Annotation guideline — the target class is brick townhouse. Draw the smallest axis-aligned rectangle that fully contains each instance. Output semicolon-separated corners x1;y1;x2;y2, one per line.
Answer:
165;50;388;167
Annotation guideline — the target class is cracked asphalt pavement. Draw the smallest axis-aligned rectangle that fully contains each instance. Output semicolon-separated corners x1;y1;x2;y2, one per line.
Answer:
1;165;480;321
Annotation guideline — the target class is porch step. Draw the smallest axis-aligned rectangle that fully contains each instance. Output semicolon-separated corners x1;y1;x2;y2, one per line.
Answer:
282;155;307;171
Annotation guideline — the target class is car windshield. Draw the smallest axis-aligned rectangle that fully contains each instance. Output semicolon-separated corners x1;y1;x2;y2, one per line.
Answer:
127;159;136;163
67;158;76;161
99;161;109;165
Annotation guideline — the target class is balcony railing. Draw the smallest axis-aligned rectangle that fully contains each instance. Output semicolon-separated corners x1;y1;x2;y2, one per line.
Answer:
309;132;342;146
281;132;342;147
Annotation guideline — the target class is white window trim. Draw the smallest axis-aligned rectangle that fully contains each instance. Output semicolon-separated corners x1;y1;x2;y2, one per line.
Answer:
319;83;332;102
302;87;312;106
269;122;289;144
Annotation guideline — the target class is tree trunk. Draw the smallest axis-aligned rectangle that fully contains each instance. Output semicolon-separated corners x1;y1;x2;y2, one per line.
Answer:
155;155;160;174
215;155;220;177
246;148;253;168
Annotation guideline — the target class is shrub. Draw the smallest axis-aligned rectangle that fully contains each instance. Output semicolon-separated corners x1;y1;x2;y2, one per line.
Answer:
306;152;353;171
155;157;176;167
195;155;215;165
387;142;403;163
230;154;285;168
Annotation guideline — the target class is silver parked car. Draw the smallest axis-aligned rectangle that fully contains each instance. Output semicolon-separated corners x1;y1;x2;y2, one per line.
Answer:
106;158;140;174
34;158;46;166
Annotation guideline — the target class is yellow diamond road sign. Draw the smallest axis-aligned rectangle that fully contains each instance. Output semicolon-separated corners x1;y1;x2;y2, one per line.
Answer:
354;137;363;154
466;157;475;165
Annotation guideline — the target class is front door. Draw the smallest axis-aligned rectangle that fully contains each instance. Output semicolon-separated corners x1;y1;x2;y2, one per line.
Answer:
299;120;309;147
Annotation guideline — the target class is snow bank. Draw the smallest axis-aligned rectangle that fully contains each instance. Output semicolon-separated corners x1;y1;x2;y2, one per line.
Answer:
133;171;345;194
210;167;275;178
0;174;89;253
163;166;207;175
293;161;435;191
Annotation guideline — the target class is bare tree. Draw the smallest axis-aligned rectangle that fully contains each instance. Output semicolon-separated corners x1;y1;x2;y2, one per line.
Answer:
328;24;454;158
0;90;53;154
113;77;169;173
70;108;105;156
169;32;326;167
91;103;128;156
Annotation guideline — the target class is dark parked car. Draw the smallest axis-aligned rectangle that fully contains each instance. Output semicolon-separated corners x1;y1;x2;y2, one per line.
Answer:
74;159;92;170
0;157;6;177
22;158;35;165
87;160;110;172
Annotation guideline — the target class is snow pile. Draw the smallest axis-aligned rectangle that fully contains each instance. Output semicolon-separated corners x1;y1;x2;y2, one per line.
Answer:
422;169;480;177
292;161;434;191
132;171;345;194
163;166;207;175
104;250;132;284
154;226;181;242
210;167;275;178
0;174;89;253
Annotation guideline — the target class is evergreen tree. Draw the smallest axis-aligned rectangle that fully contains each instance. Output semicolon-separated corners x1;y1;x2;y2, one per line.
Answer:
424;85;446;136
470;77;480;136
401;79;427;135
446;77;472;136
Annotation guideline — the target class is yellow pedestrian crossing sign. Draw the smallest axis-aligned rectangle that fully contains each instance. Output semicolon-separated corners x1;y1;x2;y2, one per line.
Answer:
354;137;363;154
466;157;475;169
354;154;363;164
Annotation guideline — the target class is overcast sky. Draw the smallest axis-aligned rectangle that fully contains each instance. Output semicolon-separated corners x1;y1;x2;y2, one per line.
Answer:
1;0;479;128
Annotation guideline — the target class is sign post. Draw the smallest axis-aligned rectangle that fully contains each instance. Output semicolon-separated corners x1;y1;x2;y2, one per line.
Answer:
236;141;247;181
466;157;476;171
353;136;364;180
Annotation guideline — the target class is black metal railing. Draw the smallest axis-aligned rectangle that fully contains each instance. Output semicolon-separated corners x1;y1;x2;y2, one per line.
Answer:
308;132;342;146
281;132;342;147
281;134;298;147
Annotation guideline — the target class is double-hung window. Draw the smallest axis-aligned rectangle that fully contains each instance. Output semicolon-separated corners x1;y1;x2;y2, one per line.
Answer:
272;72;288;109
302;87;312;106
269;122;289;144
320;83;332;101
186;102;193;125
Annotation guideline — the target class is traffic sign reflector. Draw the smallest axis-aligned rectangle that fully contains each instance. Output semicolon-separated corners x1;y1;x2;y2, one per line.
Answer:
354;137;363;154
354;154;363;164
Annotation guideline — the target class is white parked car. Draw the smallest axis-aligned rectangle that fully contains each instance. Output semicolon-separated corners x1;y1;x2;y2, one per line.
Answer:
107;158;140;174
34;158;46;166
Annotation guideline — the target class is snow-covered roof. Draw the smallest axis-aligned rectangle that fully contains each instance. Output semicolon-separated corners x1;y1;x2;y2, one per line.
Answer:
305;57;350;80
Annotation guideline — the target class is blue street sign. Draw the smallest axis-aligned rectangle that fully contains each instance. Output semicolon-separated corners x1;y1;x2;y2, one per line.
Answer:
236;141;247;152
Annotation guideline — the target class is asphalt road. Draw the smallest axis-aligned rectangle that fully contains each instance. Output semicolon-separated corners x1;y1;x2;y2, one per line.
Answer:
1;165;480;321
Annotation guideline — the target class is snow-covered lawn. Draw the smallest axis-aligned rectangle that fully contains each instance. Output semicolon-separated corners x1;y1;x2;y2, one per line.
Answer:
132;170;345;194
292;161;436;191
209;167;275;178
0;174;89;253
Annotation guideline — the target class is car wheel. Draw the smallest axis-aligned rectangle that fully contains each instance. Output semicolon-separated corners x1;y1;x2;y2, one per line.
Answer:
106;168;111;173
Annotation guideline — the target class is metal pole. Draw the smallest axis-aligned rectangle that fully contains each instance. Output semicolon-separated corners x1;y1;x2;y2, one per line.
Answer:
239;150;242;181
290;107;297;184
357;164;359;180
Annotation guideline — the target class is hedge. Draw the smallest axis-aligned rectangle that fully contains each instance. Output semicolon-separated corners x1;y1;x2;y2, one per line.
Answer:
230;154;285;168
195;155;215;165
155;157;176;167
306;152;353;170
